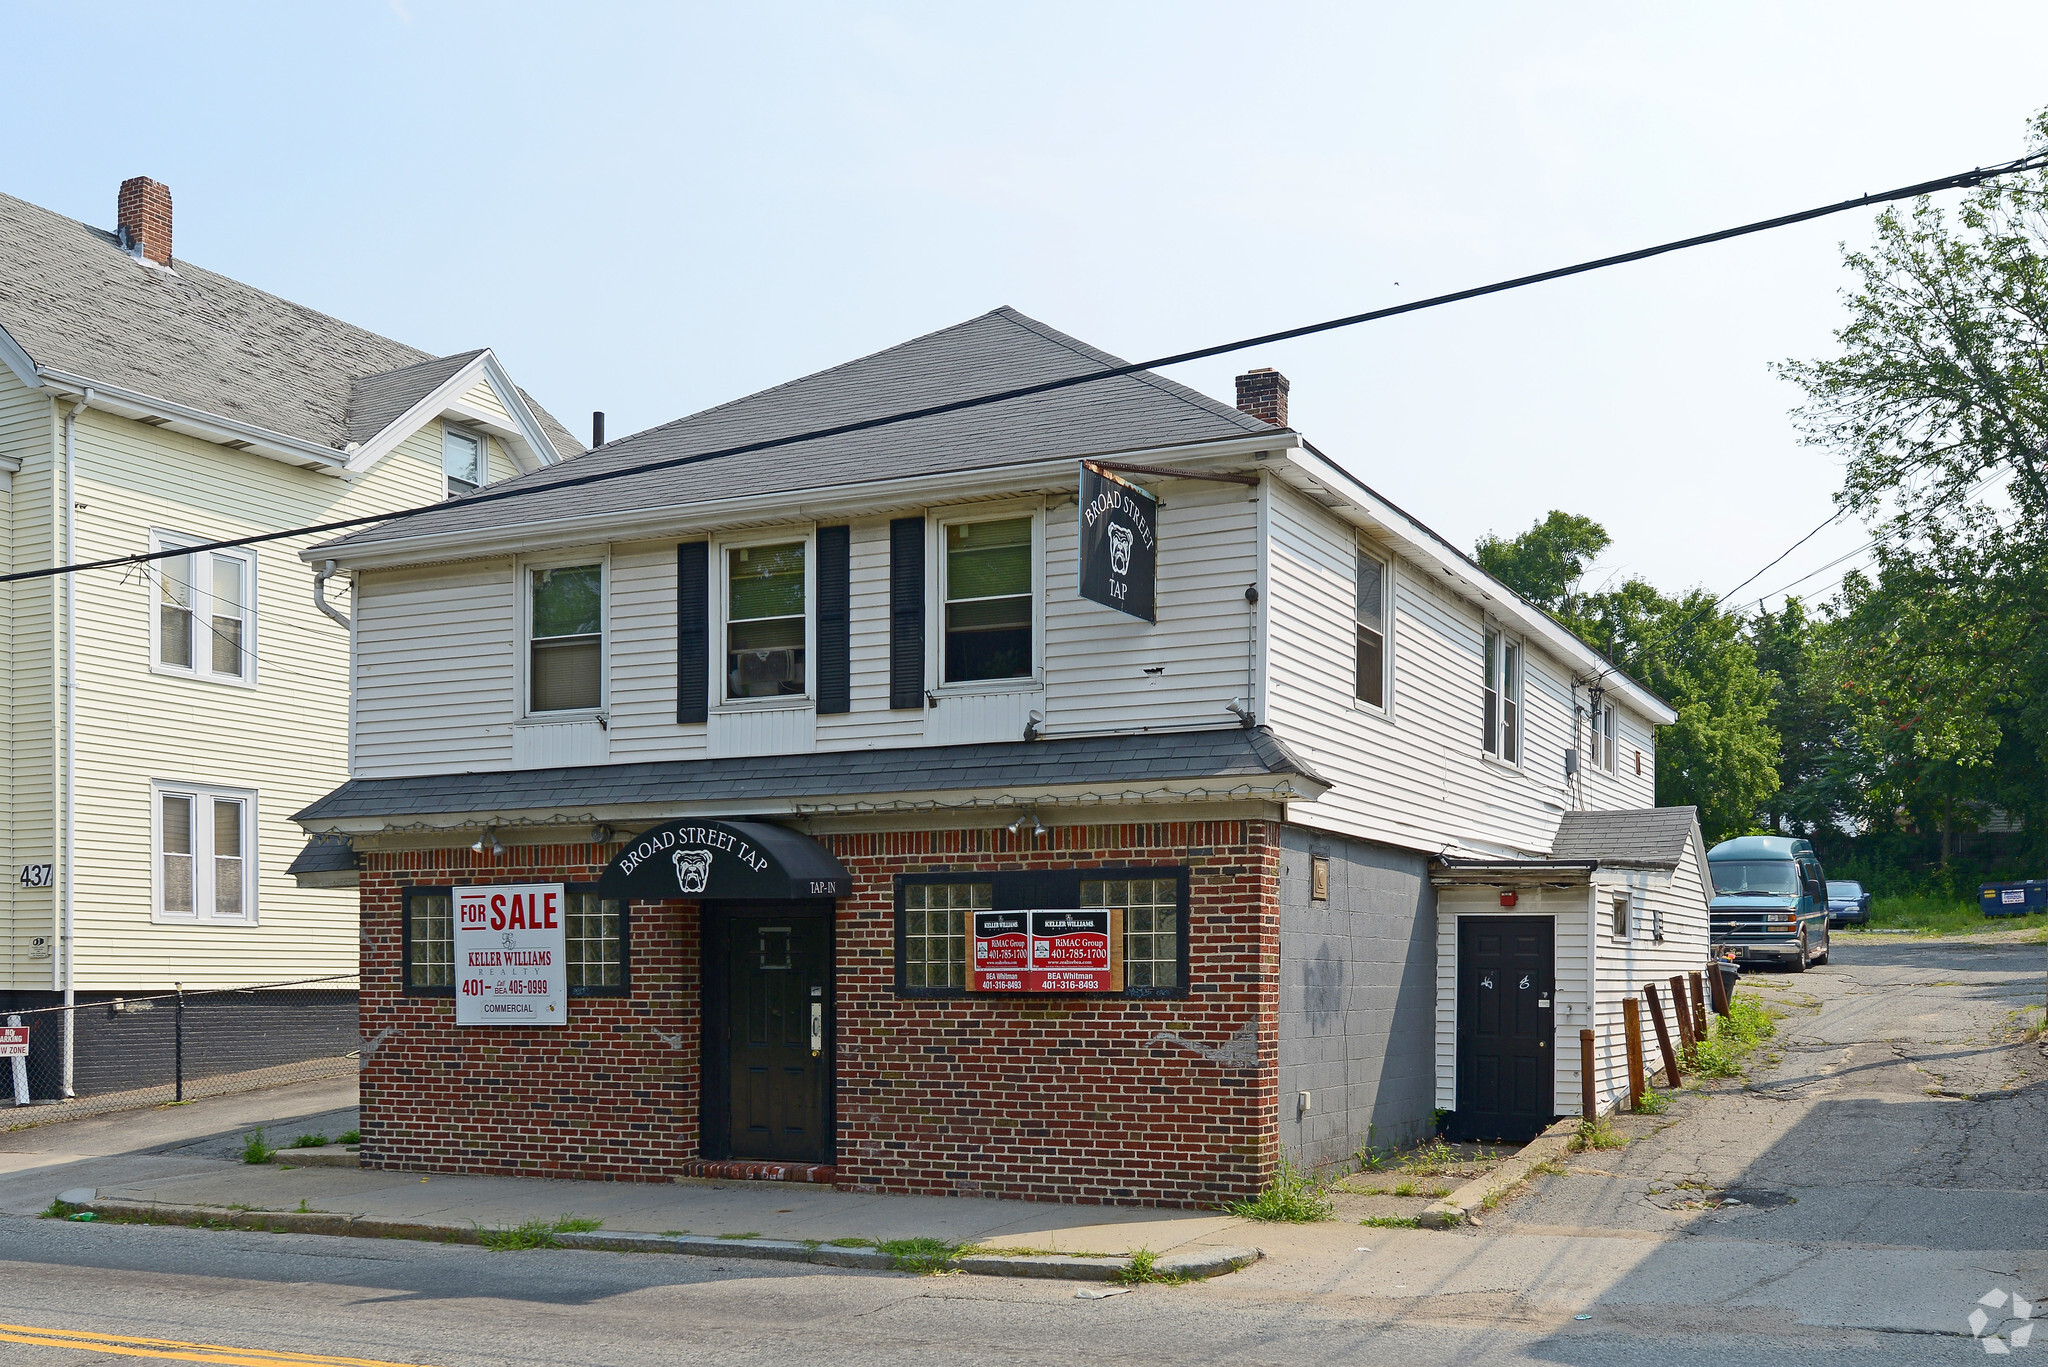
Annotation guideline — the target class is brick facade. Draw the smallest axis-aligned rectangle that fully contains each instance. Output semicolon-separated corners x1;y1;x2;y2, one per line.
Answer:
357;818;1281;1207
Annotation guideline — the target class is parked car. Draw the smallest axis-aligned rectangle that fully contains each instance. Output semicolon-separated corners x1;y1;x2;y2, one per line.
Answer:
1707;835;1831;971
1827;880;1872;927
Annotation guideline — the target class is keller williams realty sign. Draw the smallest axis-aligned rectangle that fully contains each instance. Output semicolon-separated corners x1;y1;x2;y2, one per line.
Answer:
454;883;567;1026
972;908;1124;992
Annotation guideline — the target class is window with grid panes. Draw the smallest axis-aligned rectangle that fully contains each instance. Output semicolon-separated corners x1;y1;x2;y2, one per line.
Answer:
406;889;454;990
1084;877;1179;989
564;888;626;991
902;882;985;988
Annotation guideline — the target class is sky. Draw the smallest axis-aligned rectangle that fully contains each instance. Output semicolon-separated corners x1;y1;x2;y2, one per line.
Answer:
8;1;2048;607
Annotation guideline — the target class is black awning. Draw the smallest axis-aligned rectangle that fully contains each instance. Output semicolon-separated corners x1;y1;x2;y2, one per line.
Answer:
598;819;848;902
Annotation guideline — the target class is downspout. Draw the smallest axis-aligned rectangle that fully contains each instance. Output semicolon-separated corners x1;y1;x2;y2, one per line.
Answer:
313;560;350;629
60;388;92;1097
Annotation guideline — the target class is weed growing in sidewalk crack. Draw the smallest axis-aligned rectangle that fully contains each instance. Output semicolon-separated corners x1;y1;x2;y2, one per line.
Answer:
1226;1157;1335;1223
479;1214;605;1251
288;1133;329;1149
1632;1089;1669;1115
239;1128;275;1165
1570;1118;1627;1152
880;1237;964;1273
338;1130;362;1146
1360;1215;1420;1229
716;1231;761;1241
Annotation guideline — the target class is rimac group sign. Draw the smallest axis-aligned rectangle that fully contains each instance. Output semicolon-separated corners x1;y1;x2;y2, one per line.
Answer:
1078;462;1157;623
970;908;1122;992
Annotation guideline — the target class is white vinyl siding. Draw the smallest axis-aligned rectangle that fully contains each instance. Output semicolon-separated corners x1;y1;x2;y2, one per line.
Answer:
353;558;518;778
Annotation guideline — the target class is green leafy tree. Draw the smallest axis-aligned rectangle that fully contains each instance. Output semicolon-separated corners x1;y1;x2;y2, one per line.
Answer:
1475;511;1612;612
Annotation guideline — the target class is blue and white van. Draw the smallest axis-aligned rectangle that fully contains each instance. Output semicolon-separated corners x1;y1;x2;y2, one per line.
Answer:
1707;835;1830;971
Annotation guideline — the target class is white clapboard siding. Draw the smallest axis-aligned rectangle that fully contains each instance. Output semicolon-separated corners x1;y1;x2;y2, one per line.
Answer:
1264;481;1659;858
0;373;54;989
605;541;707;762
353;553;519;778
1433;885;1592;1115
46;410;461;989
816;517;913;750
1583;840;1715;1113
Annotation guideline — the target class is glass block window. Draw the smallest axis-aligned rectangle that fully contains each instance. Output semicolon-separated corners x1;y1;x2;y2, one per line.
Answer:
1084;877;1180;989
406;890;454;990
902;882;985;989
565;888;626;991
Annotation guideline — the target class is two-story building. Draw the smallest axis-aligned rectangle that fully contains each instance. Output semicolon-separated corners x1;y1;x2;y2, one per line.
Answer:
0;178;581;1097
294;306;1709;1205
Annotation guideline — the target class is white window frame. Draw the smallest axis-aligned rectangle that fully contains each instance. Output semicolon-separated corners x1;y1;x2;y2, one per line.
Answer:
1480;625;1523;766
930;502;1045;696
1610;889;1632;941
151;778;258;925
712;528;815;710
1353;542;1392;715
148;531;258;688
443;425;484;498
1591;702;1618;773
520;552;609;720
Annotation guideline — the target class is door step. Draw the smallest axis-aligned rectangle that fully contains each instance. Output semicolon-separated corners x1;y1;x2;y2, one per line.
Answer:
680;1159;837;1184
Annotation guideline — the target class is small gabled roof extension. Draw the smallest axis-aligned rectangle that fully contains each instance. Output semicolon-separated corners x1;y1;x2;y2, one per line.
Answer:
0;189;581;467
315;305;1273;555
1550;805;1704;870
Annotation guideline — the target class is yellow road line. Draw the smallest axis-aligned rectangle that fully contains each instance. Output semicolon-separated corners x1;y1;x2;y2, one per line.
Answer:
0;1322;436;1367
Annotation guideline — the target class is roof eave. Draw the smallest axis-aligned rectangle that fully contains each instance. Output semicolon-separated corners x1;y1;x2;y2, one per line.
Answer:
342;349;562;478
32;368;349;472
303;429;1294;569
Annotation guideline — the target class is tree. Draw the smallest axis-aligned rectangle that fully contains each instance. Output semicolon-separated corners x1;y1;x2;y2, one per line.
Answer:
1474;515;1780;842
1475;510;1611;612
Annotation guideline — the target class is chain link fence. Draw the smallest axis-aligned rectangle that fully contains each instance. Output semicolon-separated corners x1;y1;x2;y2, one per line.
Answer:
4;975;359;1130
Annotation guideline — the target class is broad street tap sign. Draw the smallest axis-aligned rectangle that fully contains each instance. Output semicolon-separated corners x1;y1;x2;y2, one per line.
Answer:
454;883;567;1026
971;909;1124;992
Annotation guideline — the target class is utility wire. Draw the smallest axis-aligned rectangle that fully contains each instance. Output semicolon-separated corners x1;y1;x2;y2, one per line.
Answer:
1715;506;1848;606
10;150;2046;589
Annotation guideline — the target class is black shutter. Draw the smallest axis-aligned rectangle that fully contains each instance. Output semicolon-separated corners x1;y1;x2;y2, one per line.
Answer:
677;541;709;724
817;525;851;715
889;516;926;709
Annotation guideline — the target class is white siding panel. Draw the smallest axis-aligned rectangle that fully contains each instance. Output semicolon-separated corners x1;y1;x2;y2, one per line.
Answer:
353;558;517;778
512;720;608;768
604;542;708;762
923;688;1040;746
817;518;915;750
1584;836;1715;1113
709;705;816;757
461;378;514;425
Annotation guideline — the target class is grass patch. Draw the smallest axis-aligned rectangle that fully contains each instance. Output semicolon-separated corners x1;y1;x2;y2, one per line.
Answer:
288;1133;329;1149
827;1236;874;1248
1570;1117;1627;1152
1632;1088;1669;1115
40;1199;82;1219
1391;1181;1416;1197
1400;1137;1461;1175
338;1130;361;1146
1685;997;1780;1079
1361;1215;1421;1229
478;1213;605;1251
1530;1156;1569;1178
1856;895;2048;938
716;1231;761;1241
239;1128;274;1165
1225;1157;1336;1223
879;1236;964;1273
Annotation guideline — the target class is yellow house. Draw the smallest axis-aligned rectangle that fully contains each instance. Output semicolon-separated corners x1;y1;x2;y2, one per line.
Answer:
0;177;581;1098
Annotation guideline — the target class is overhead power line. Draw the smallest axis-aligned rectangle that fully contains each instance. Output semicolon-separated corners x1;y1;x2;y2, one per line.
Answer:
10;150;2047;588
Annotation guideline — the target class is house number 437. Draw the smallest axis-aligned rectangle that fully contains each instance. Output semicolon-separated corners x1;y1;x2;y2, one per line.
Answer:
18;864;52;888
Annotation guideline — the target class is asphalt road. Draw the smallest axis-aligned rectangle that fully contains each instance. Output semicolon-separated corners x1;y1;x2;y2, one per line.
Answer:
1;932;2043;1367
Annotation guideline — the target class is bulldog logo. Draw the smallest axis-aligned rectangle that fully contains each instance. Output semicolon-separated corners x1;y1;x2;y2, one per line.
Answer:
1108;522;1134;575
672;848;713;895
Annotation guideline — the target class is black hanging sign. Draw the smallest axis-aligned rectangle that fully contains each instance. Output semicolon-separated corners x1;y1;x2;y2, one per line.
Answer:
1078;462;1157;623
598;819;849;901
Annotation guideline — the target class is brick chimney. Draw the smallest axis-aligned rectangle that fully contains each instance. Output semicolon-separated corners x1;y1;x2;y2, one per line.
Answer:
117;176;173;266
1234;367;1290;427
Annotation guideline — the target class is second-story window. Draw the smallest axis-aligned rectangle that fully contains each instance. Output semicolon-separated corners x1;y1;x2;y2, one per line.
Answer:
943;516;1032;684
727;541;806;699
529;564;603;712
154;536;255;683
1355;549;1388;708
1591;702;1616;772
1481;628;1521;763
443;428;482;498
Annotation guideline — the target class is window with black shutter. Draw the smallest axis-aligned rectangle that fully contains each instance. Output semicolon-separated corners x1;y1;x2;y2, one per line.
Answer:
889;516;925;709
677;541;709;724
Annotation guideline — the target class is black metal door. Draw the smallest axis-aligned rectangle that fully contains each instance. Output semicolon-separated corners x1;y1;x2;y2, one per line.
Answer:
1454;915;1554;1143
703;904;833;1163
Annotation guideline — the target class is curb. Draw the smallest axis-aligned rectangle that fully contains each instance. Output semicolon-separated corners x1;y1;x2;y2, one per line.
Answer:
1419;1119;1577;1229
74;1199;1260;1282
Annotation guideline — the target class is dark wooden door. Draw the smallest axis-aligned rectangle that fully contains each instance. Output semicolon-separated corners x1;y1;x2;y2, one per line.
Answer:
706;904;832;1163
1454;915;1554;1143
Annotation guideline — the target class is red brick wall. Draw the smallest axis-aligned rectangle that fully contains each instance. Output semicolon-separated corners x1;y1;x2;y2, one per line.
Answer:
356;819;1281;1206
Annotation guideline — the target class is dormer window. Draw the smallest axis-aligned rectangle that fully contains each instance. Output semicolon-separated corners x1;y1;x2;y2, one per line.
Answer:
443;428;482;498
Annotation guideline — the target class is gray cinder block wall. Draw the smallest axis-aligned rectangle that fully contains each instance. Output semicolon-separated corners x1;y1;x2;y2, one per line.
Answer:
1276;826;1438;1170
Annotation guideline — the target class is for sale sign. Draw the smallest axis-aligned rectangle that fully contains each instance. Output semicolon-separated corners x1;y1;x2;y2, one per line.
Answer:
971;912;1031;992
0;1024;27;1058
969;909;1124;992
454;883;567;1027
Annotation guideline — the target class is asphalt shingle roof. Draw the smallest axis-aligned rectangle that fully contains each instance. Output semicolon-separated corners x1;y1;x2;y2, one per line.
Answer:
293;726;1324;826
0;189;581;458
317;306;1276;553
1550;806;1702;869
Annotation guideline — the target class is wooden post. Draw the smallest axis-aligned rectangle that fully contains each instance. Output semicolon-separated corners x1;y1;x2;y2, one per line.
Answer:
1689;971;1709;1037
1669;974;1696;1051
1579;1028;1596;1121
1644;983;1682;1086
1707;958;1731;1017
1622;996;1646;1111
